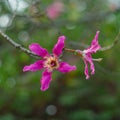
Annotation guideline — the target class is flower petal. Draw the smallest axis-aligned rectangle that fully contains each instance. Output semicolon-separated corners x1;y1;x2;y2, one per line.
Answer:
84;31;101;54
57;62;76;73
90;31;101;52
91;31;100;45
89;59;95;75
40;70;52;91
29;43;49;58
85;54;95;75
53;36;66;56
83;53;95;79
83;60;90;79
23;60;44;72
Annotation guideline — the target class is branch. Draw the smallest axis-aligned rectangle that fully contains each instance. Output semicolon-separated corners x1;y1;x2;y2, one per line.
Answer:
14;6;120;29
100;31;120;51
5;0;18;31
67;31;120;52
0;30;39;59
0;28;119;60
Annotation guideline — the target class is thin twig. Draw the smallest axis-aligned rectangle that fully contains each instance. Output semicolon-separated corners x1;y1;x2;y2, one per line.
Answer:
0;30;39;59
64;48;76;53
13;6;120;30
5;0;18;30
100;31;120;51
67;31;120;52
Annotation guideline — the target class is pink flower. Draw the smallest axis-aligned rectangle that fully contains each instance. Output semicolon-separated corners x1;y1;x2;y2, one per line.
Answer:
76;31;101;79
23;36;76;91
46;0;64;20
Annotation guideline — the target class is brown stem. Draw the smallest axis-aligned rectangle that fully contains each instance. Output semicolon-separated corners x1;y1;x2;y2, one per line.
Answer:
64;48;76;53
64;48;83;57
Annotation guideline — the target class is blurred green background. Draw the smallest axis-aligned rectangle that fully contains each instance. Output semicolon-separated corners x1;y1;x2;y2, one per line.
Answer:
0;0;120;120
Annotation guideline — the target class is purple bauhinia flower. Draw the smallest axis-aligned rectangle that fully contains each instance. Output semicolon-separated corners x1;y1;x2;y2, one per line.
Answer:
76;31;101;79
23;36;76;91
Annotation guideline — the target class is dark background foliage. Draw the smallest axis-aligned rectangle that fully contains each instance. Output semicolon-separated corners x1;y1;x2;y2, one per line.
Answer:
0;0;120;120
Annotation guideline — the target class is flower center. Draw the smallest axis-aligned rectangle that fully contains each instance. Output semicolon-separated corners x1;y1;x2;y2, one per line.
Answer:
44;55;59;72
50;60;57;67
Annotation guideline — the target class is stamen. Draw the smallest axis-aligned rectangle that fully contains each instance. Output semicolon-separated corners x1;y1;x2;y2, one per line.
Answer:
51;60;57;67
44;56;59;72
